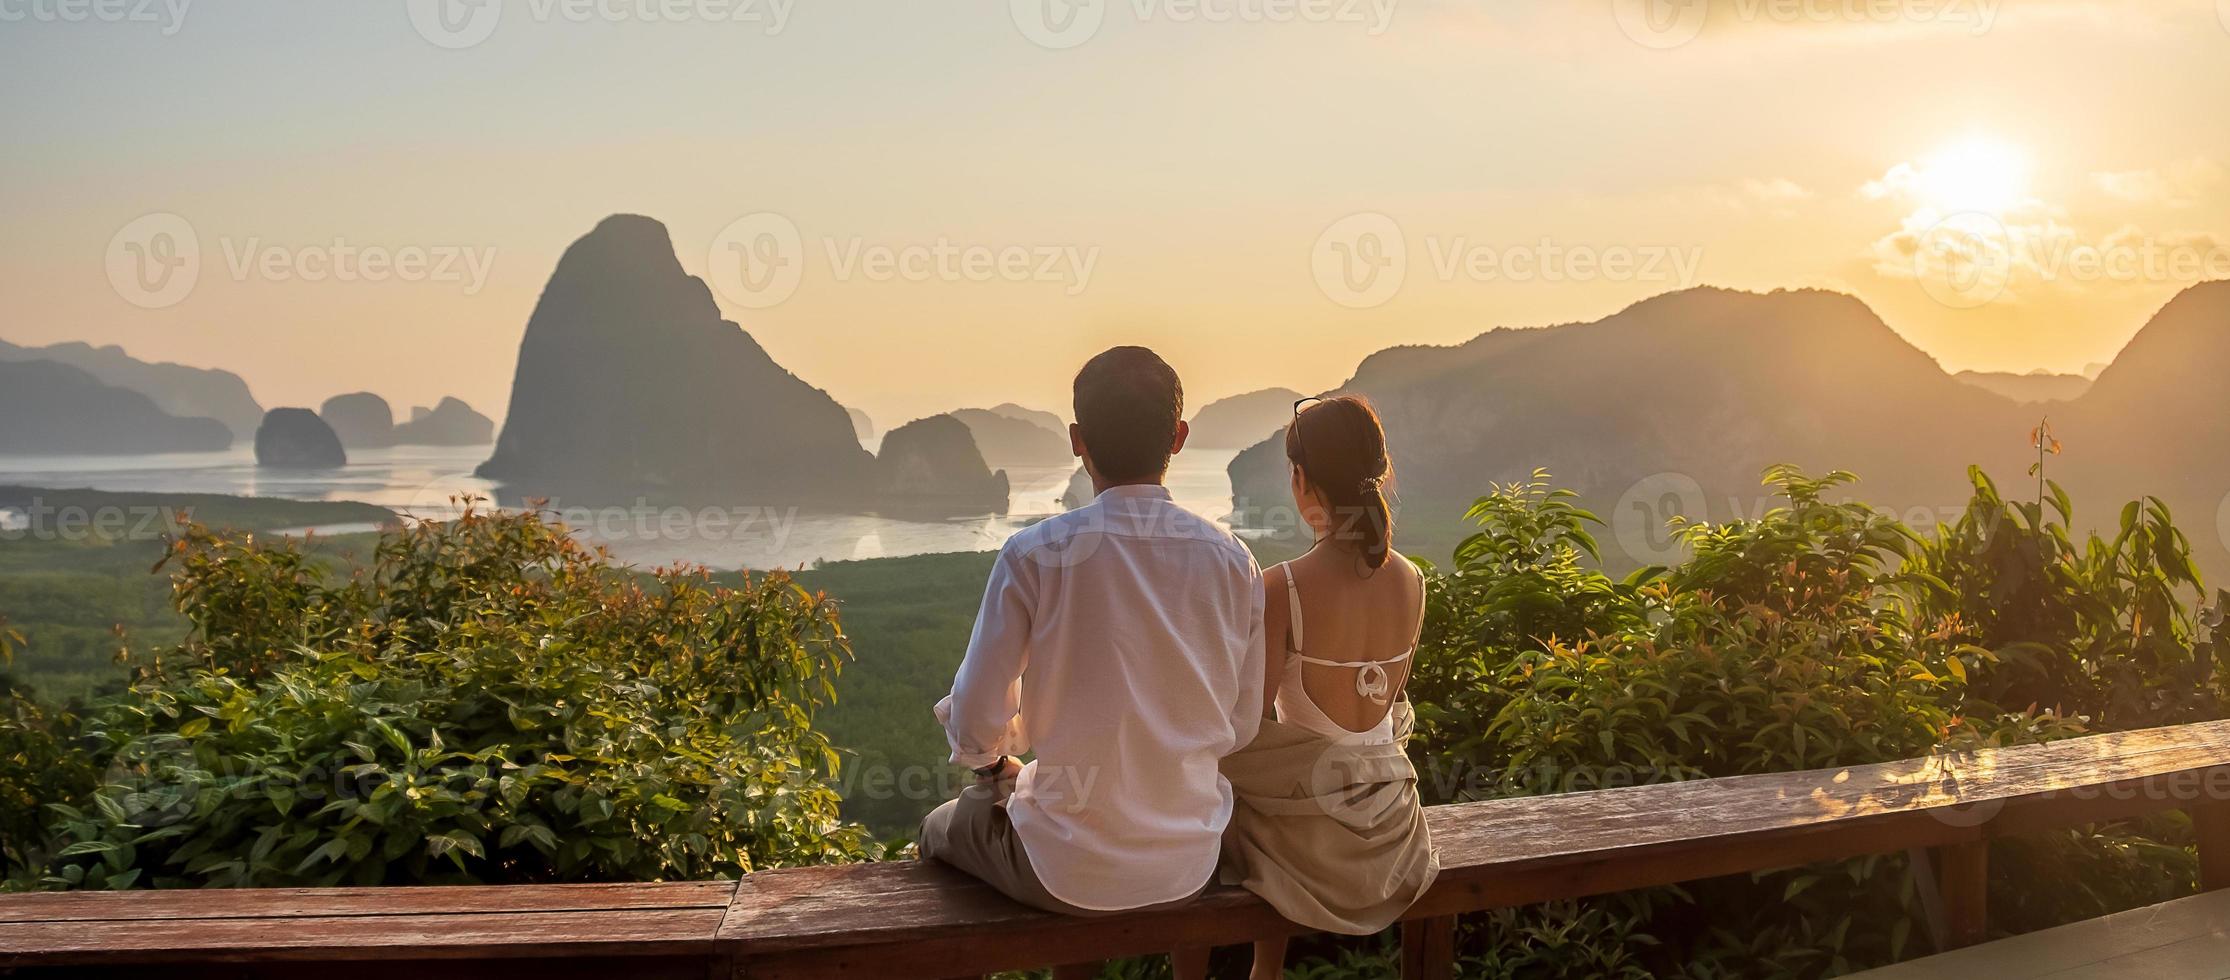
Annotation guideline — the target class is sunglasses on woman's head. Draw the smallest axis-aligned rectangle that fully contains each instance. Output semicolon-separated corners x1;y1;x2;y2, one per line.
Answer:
1290;397;1324;474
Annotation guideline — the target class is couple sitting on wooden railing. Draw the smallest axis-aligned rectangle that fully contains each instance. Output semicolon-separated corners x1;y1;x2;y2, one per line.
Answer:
920;347;1439;980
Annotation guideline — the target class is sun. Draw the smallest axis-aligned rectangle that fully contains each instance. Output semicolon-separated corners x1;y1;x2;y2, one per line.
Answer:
1914;137;2032;216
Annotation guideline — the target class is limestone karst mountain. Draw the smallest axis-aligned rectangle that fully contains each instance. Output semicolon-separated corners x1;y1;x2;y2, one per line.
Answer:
949;408;1072;469
255;408;347;469
320;392;396;449
874;415;1009;513
0;359;232;455
983;403;1064;435
477;215;876;502
0;338;263;439
1187;387;1306;450
394;397;495;446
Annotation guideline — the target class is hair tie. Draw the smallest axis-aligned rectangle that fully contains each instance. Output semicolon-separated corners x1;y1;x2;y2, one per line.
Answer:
1359;475;1385;493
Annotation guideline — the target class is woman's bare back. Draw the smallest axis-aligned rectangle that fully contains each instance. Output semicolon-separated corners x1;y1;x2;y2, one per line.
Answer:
1265;548;1426;735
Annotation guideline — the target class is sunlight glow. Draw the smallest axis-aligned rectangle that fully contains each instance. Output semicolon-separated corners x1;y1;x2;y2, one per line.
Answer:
1914;137;2033;216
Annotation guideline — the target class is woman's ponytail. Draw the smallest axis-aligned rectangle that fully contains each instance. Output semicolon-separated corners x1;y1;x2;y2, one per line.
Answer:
1286;396;1396;572
1356;477;1393;570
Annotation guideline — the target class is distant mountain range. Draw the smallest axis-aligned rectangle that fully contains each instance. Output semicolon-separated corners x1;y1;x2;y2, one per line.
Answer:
1230;283;2230;574
0;338;263;438
0;359;233;455
1953;370;2093;404
0;337;488;458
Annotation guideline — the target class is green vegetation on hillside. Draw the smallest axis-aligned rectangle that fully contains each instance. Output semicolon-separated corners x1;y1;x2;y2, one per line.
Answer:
0;489;394;702
6;503;873;888
1390;466;2220;977
788;551;996;838
4;470;2227;978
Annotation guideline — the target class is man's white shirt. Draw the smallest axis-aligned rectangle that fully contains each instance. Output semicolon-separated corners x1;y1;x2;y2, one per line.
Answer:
937;484;1266;911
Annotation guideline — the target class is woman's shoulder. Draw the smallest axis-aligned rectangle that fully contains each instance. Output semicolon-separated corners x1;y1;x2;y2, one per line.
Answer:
1387;551;1427;614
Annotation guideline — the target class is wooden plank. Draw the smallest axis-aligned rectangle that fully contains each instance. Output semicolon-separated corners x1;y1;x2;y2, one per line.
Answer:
3;954;726;980
2193;800;2230;892
1399;915;1454;980
720;726;2230;953
6;719;2230;975
0;880;738;924
0;907;727;967
1934;841;1988;950
726;905;1302;980
1843;888;2230;979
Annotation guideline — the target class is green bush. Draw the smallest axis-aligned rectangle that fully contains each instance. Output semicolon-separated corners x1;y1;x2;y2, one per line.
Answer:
2;624;99;881
1909;467;2224;728
33;503;875;890
1407;466;2213;977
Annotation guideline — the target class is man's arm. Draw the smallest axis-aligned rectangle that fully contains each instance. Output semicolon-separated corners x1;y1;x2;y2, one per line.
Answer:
937;547;1035;770
1230;559;1268;749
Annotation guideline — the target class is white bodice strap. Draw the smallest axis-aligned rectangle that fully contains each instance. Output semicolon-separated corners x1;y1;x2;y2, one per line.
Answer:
1280;562;1418;707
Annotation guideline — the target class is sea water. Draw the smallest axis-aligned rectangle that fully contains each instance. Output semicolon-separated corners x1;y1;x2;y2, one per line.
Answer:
0;445;1247;570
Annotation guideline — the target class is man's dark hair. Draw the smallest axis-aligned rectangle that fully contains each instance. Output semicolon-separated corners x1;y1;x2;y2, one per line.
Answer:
1072;346;1183;483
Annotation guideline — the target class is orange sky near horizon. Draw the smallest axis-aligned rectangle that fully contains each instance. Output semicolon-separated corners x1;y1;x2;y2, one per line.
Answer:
3;1;2228;427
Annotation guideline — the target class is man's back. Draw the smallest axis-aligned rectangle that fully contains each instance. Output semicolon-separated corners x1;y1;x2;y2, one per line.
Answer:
941;485;1265;911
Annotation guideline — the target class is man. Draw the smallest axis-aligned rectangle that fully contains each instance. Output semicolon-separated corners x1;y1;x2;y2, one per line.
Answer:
920;346;1265;978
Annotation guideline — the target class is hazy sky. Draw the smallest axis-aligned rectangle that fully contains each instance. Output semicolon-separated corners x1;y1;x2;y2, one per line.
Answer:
4;0;2228;427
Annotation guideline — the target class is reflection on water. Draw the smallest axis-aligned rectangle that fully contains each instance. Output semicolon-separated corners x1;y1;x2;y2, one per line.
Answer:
0;446;1245;570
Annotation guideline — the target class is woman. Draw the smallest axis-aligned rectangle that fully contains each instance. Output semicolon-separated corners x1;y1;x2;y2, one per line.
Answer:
1219;395;1439;979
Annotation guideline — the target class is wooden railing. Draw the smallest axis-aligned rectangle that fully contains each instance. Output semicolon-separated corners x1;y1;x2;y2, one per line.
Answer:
6;720;2230;978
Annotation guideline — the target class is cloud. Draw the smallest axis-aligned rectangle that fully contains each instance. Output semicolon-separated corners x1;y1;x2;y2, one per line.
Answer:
1861;162;1922;201
2091;159;2225;208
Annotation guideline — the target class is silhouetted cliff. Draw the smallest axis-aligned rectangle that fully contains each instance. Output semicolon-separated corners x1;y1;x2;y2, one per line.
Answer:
875;415;1009;514
477;215;875;502
255;408;347;469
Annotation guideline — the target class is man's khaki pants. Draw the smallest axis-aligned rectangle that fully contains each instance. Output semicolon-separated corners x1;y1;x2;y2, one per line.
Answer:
917;777;1205;917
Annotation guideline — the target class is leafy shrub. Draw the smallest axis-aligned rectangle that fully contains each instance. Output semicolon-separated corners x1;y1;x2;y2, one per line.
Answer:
1909;467;2223;727
1408;466;2208;977
35;503;875;889
2;623;99;882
